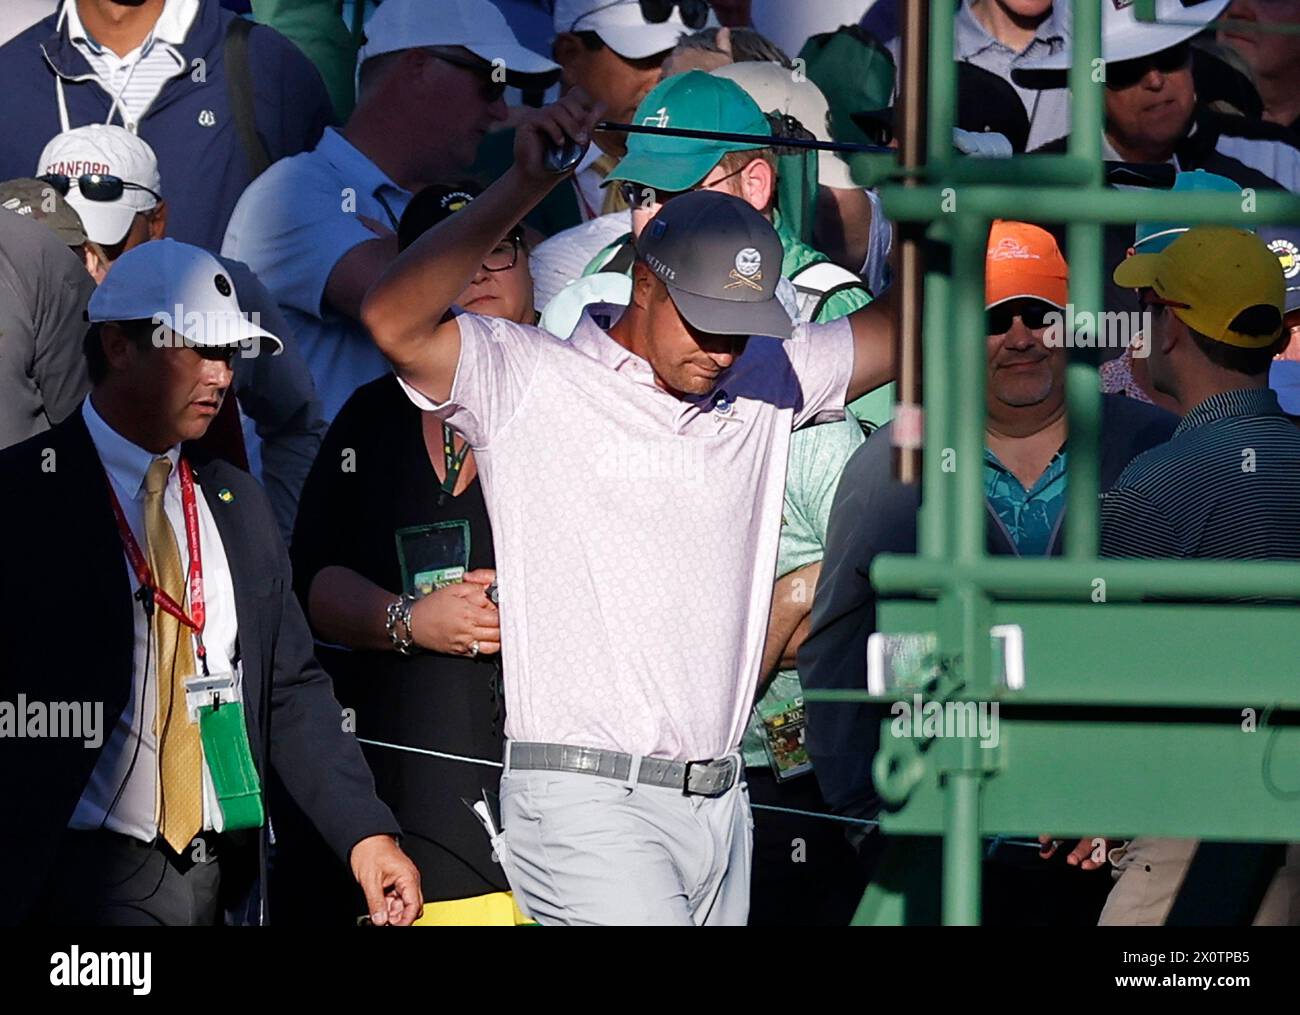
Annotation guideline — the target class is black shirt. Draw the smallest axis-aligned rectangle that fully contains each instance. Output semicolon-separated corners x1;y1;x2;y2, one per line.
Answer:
291;374;505;903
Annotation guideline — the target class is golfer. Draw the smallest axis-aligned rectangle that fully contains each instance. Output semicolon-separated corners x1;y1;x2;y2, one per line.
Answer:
362;90;895;925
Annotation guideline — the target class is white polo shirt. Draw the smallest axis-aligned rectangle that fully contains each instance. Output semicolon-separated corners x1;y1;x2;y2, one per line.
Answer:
222;127;412;421
399;306;854;760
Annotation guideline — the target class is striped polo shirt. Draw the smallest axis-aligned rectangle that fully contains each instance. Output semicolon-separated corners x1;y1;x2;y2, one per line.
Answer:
1100;387;1300;560
63;0;197;132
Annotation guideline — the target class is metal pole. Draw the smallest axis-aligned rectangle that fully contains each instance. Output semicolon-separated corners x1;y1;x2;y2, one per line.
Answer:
943;747;984;925
871;556;1300;601
1064;0;1105;560
880;187;1300;224
918;221;953;559
892;0;931;485
953;214;989;565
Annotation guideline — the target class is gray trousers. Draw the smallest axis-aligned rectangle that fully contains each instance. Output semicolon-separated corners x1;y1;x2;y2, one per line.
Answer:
1100;838;1300;925
494;749;753;926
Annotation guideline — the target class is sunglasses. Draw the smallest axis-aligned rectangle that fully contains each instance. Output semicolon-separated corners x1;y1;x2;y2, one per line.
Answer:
641;0;710;28
430;51;507;104
573;0;710;33
617;162;748;210
1106;42;1191;90
987;301;1057;336
37;172;161;204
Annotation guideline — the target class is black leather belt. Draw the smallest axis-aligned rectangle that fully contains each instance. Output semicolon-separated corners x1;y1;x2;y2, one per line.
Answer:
506;741;740;797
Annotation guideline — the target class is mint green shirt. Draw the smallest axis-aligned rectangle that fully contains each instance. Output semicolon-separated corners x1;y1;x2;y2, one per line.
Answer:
742;414;867;768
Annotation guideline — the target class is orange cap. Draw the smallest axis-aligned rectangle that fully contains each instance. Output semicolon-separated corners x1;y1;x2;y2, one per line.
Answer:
986;220;1069;310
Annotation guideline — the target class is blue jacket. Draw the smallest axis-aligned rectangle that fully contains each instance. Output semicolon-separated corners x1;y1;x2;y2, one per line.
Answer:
0;1;333;252
798;395;1178;823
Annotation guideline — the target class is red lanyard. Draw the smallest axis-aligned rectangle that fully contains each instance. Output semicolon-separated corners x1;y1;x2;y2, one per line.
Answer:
106;457;208;668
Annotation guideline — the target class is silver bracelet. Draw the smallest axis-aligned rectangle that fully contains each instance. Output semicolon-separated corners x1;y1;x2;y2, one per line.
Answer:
384;594;417;655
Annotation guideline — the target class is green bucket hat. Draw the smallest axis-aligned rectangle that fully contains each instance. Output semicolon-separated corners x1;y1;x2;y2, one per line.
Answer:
798;25;897;150
606;70;772;193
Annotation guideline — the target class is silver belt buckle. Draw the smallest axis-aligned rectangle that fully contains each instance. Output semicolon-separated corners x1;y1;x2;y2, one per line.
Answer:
683;757;733;797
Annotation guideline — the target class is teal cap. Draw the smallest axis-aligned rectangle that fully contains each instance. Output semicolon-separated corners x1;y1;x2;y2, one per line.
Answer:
1134;170;1242;253
606;71;772;192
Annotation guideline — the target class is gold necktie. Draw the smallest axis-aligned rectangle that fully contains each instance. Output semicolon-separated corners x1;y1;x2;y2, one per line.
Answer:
593;152;630;217
145;457;203;854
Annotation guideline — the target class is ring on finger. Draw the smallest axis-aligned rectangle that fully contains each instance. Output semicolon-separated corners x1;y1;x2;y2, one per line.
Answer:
469;640;480;658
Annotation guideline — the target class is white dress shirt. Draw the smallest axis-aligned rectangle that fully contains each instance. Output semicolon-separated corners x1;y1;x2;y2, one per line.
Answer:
60;0;198;131
70;396;243;843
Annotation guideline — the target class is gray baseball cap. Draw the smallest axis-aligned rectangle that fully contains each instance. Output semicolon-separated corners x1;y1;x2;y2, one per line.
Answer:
634;190;792;341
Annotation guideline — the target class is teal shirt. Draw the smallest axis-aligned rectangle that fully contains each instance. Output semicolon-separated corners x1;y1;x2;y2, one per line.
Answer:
743;415;867;768
983;448;1069;556
740;213;880;769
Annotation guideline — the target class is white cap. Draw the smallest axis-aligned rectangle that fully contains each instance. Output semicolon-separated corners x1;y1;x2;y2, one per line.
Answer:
1016;0;1229;74
36;124;161;246
712;62;857;189
357;0;558;79
553;0;712;60
88;239;283;355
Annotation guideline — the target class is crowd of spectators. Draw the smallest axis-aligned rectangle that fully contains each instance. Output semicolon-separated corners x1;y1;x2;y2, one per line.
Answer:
2;0;1298;928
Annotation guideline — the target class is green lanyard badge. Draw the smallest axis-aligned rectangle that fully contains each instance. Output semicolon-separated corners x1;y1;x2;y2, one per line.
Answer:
439;421;470;506
198;700;265;831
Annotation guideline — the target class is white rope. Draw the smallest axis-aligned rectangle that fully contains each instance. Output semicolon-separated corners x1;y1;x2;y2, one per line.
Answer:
354;736;1045;847
357;737;505;770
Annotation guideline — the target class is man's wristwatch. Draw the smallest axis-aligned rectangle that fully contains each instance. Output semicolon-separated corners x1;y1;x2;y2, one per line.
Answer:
385;594;418;655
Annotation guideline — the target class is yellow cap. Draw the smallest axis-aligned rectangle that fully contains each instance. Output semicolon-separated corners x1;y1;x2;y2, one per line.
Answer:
1113;226;1285;349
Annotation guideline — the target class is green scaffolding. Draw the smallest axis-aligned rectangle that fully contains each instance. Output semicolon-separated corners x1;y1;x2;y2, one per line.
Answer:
805;0;1300;925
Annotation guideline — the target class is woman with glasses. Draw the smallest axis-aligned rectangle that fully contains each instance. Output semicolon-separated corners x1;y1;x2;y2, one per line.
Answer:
284;183;535;925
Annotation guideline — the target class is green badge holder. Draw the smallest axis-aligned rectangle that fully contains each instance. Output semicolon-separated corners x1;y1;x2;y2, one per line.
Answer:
198;701;265;830
396;519;472;598
758;697;814;782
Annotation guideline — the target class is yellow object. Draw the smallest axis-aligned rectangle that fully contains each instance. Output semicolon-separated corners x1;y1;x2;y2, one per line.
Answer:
146;457;203;854
413;891;534;926
594;152;631;217
1113;226;1285;348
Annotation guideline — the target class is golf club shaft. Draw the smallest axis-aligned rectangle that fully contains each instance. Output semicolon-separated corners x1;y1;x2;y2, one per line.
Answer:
595;120;895;155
